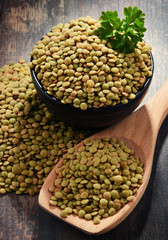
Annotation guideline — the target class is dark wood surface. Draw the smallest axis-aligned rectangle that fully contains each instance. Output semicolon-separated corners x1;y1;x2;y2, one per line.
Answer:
0;0;168;239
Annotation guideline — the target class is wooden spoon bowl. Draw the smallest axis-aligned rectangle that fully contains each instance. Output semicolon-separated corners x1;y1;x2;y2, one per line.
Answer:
39;78;168;235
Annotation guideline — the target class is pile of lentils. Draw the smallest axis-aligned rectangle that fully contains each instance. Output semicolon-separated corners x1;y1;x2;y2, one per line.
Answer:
29;16;152;110
49;137;143;224
0;61;90;195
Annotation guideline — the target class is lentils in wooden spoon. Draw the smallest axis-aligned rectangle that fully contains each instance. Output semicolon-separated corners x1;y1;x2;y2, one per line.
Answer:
39;78;168;234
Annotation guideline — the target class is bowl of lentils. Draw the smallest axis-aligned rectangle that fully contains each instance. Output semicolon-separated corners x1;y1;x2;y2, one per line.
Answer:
30;9;154;129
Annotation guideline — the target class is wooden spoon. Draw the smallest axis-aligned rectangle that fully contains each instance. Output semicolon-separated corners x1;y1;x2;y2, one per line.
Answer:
39;78;168;235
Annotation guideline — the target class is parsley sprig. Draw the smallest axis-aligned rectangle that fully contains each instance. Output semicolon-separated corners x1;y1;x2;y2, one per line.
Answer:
98;6;146;53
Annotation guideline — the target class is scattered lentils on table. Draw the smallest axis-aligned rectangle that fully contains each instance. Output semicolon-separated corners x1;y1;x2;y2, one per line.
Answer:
0;61;89;195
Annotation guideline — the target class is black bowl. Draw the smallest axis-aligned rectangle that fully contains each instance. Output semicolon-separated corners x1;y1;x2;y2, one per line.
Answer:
30;53;154;130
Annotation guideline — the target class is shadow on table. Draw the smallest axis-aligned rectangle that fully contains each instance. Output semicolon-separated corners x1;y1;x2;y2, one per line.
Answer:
39;116;168;240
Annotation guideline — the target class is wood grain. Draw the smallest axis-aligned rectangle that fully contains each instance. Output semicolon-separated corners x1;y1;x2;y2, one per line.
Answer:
0;0;168;239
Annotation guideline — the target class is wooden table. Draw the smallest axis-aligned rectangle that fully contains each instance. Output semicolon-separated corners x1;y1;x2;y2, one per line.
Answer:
0;0;168;239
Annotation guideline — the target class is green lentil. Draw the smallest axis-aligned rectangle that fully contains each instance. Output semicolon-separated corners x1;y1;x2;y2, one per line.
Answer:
60;209;68;218
78;209;85;218
108;207;116;216
85;213;92;220
93;217;100;224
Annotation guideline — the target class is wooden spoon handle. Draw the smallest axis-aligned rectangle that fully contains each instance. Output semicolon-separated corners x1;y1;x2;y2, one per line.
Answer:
145;78;168;131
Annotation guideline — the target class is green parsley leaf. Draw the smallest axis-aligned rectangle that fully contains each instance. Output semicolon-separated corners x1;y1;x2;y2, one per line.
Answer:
98;21;114;39
98;6;146;53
